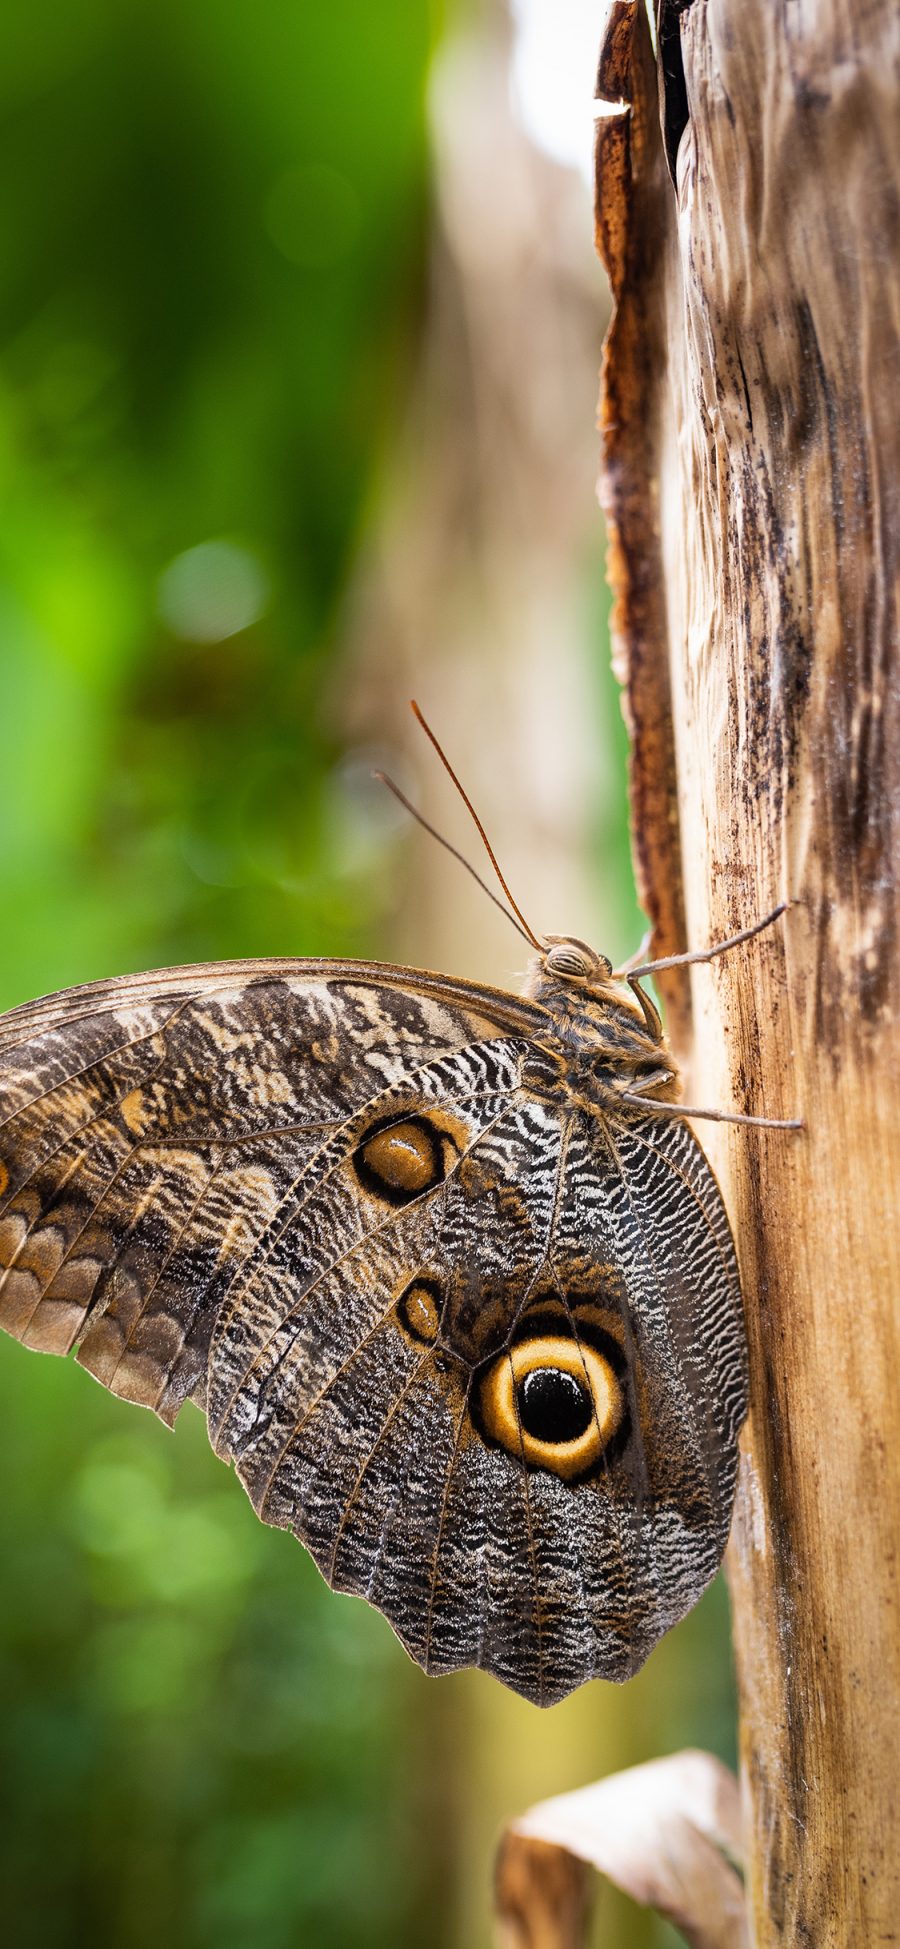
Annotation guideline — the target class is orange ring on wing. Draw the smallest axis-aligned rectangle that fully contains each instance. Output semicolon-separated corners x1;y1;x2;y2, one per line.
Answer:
477;1333;624;1481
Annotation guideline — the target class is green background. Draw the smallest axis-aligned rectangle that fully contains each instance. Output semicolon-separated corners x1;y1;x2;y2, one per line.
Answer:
0;5;736;1944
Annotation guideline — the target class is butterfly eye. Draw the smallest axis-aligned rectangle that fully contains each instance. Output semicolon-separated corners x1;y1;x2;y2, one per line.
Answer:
354;1116;449;1205
544;942;598;979
476;1334;625;1480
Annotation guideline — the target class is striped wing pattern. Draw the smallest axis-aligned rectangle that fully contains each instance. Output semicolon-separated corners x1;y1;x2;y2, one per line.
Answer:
0;961;745;1705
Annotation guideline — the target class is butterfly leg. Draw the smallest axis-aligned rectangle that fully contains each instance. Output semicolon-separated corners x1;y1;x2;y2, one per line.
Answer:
616;904;801;1128
618;1092;803;1130
620;901;788;981
621;972;664;1043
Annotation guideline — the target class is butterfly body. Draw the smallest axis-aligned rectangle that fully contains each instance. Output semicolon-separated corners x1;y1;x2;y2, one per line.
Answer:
0;942;746;1704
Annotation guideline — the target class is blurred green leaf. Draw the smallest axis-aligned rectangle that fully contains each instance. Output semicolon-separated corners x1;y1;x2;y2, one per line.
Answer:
0;6;450;1947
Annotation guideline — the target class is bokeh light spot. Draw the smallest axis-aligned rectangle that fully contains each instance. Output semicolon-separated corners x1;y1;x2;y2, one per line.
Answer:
156;540;269;642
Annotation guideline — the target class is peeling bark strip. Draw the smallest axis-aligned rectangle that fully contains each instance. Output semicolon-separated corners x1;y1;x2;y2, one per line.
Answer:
595;1;692;1041
595;4;900;1946
494;1835;592;1949
495;1751;748;1949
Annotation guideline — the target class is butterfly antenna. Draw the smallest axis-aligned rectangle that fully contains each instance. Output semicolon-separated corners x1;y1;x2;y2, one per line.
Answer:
409;700;544;952
373;771;537;951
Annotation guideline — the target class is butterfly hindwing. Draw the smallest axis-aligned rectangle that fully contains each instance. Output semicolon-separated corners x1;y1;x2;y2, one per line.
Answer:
0;957;746;1705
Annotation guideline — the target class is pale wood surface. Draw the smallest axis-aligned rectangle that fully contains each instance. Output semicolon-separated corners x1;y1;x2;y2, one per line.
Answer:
595;2;900;1942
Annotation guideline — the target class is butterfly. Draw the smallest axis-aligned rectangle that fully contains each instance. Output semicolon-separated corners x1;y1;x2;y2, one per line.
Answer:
0;710;797;1706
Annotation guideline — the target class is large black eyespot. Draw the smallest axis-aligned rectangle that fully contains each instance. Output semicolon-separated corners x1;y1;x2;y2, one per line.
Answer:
518;1367;593;1444
476;1330;626;1481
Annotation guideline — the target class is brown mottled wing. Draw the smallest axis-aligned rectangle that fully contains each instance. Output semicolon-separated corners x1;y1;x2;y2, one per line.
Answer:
532;1105;747;1687
0;957;531;1406
0;960;744;1705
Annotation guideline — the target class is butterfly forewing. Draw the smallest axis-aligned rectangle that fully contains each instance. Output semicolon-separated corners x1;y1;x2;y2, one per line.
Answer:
0;963;515;1397
0;957;746;1705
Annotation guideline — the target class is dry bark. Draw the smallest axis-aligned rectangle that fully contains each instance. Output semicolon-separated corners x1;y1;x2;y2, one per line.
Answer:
494;1833;592;1949
594;2;900;1944
495;1751;747;1949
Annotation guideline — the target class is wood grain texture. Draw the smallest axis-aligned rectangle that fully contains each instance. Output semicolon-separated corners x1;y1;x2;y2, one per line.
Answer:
595;2;900;1942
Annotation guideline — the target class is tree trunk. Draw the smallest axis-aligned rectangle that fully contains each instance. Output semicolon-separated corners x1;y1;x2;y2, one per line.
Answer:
595;3;900;1945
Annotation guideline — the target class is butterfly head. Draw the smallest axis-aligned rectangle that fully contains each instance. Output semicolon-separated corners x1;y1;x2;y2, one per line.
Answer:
541;937;612;982
524;935;624;1009
524;935;671;1078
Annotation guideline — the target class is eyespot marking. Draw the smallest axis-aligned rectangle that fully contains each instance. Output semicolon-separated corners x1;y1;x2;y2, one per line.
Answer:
397;1278;443;1346
476;1332;626;1480
519;1366;593;1443
354;1116;447;1205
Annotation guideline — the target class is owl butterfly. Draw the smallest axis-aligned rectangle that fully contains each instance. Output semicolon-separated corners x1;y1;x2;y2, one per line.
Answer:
0;710;796;1705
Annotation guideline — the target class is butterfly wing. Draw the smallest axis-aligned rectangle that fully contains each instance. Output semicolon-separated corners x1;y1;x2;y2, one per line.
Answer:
533;1105;746;1689
0;961;744;1705
0;957;535;1403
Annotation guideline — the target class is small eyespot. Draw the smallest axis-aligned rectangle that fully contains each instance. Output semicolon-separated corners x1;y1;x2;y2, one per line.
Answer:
476;1333;625;1480
354;1116;447;1205
397;1278;443;1346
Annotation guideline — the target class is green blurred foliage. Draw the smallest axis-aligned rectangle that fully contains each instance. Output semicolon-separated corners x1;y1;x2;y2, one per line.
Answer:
0;4;455;1946
1;1350;441;1949
0;0;441;1009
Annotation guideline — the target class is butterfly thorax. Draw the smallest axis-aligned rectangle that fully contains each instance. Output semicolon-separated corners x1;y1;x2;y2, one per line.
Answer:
521;939;681;1112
